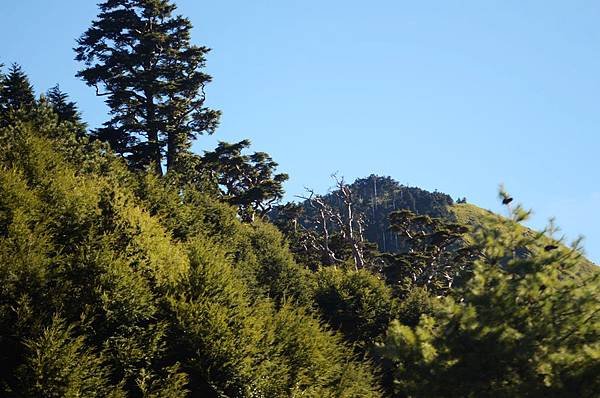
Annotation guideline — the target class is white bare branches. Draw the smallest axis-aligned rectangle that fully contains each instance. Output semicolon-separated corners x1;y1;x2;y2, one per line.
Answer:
297;174;367;271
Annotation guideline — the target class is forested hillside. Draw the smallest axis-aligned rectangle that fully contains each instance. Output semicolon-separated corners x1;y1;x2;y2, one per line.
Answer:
284;175;455;253
0;1;598;397
284;175;596;270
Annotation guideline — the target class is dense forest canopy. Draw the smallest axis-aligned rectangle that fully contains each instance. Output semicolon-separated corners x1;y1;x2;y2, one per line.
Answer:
0;1;598;397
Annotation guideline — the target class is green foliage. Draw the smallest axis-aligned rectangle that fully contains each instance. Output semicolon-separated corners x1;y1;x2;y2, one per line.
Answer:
167;239;268;395
4;4;598;396
16;316;123;398
271;202;328;269
202;140;289;222
0;122;187;394
136;364;189;398
381;209;476;297
379;197;600;397
244;221;315;306
75;0;220;174
265;303;382;398
166;238;380;397
131;171;313;306
0;63;37;127
395;286;435;328
313;268;399;350
131;170;233;242
0;117;382;397
286;175;455;254
46;84;87;137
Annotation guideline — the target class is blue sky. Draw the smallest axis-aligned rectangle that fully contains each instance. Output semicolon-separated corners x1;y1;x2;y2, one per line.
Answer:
1;1;598;262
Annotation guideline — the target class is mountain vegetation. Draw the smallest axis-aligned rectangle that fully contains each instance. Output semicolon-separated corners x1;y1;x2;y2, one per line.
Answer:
283;175;455;254
0;1;598;397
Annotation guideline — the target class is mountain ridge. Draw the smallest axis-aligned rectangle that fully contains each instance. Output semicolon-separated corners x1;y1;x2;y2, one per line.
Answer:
286;174;597;269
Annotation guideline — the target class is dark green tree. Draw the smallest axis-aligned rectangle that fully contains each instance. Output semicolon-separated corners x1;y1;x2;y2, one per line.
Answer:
46;85;82;125
46;84;87;137
17;316;122;397
75;0;220;175
0;63;36;125
381;209;477;297
313;268;399;350
202;140;289;222
271;202;305;236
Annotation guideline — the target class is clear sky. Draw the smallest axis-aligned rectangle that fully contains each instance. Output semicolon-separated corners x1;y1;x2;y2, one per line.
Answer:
1;1;598;263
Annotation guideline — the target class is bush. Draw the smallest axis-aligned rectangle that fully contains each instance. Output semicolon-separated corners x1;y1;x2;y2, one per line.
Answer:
313;268;399;350
379;200;600;397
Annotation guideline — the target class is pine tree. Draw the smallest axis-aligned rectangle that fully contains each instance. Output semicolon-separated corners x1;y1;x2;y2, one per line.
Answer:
46;85;82;125
46;84;87;136
202;140;289;222
75;0;220;175
0;63;36;125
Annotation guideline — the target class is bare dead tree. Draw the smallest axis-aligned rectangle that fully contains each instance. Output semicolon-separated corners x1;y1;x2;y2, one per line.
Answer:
332;175;365;270
296;188;341;267
297;175;367;271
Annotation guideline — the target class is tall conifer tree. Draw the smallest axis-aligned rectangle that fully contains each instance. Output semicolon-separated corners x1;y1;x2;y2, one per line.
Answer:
46;84;87;136
0;63;36;125
75;0;220;175
46;85;82;125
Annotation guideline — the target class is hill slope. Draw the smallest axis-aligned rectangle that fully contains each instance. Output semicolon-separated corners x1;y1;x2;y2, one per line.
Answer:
291;175;596;269
450;203;597;270
294;175;455;253
0;120;382;396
